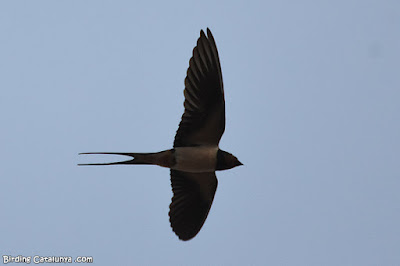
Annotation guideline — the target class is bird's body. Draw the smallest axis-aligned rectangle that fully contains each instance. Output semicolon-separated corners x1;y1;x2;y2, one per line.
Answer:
80;28;242;241
174;146;218;172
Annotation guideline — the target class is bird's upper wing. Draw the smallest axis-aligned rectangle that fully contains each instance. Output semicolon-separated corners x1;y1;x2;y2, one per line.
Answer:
174;28;225;147
169;169;218;241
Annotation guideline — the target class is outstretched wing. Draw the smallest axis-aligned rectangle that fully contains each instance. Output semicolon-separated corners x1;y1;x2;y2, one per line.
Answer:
169;170;218;241
174;28;225;147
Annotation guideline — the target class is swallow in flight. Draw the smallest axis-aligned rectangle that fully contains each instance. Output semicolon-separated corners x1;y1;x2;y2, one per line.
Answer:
79;28;242;241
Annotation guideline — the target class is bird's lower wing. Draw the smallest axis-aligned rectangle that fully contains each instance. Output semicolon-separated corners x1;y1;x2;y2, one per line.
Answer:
169;170;218;241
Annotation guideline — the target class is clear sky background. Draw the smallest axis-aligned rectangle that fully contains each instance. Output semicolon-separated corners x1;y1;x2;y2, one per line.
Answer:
1;1;399;265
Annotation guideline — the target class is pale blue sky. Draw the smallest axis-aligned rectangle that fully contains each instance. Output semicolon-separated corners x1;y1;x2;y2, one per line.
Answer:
1;1;399;265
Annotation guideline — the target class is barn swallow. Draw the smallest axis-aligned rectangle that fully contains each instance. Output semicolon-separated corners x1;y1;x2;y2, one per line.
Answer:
79;28;242;241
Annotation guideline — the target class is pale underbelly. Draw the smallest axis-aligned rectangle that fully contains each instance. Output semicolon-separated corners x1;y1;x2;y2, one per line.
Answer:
172;146;218;173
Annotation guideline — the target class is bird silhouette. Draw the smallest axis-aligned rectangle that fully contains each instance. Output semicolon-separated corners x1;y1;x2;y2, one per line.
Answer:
79;28;242;241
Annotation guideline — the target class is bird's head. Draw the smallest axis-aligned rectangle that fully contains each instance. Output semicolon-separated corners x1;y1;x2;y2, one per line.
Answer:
216;149;243;170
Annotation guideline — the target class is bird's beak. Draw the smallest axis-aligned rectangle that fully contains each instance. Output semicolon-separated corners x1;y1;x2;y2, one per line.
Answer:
78;152;135;166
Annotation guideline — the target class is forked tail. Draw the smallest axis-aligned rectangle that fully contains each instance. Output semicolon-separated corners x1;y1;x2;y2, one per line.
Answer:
78;150;175;168
78;152;158;166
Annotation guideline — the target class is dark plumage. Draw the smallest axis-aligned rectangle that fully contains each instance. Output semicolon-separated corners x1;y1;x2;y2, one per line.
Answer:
79;28;242;241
